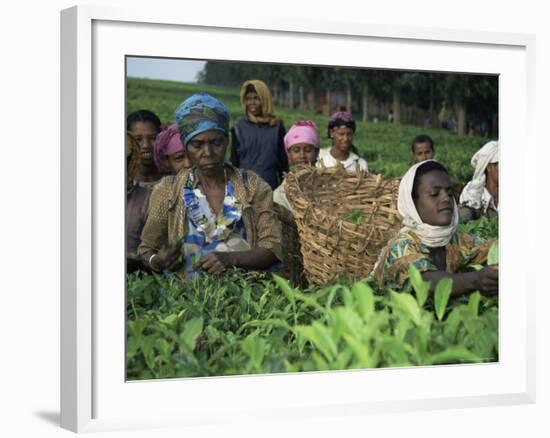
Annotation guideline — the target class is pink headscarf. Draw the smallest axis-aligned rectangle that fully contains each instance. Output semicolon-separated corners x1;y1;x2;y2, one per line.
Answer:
283;120;320;154
153;124;184;172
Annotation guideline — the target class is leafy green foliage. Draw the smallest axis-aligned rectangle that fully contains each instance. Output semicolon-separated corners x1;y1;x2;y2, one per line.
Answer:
127;268;498;380
340;209;365;225
434;278;453;321
488;240;499;265
459;216;498;240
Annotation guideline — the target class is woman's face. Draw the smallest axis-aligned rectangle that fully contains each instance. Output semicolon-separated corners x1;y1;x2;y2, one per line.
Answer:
128;121;158;167
165;150;192;174
186;130;227;174
413;170;454;226
287;143;319;166
412;142;434;163
330;126;354;153
244;91;261;116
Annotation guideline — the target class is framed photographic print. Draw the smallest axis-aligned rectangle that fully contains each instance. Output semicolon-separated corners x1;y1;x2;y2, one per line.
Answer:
61;4;536;433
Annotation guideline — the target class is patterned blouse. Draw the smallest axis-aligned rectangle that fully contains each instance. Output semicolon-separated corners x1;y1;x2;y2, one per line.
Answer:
137;164;283;279
181;171;250;277
372;230;492;290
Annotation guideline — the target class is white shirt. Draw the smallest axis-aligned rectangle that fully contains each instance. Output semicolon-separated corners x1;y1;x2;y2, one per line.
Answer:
316;147;368;172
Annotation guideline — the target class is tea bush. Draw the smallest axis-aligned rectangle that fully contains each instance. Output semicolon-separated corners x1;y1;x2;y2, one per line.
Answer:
127;221;498;380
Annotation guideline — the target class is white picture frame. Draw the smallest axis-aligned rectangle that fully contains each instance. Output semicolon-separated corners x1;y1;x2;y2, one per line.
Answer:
60;4;536;433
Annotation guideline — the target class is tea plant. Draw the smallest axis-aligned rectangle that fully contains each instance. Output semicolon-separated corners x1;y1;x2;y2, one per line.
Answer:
127;261;498;379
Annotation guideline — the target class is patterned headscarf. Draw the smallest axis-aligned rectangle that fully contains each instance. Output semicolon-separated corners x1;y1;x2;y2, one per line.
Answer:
459;141;499;210
327;111;356;137
153;124;184;172
398;160;459;248
174;93;230;147
239;80;279;126
283;120;320;153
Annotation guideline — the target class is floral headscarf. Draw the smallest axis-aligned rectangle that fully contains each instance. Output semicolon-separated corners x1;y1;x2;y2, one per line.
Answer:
174;93;230;147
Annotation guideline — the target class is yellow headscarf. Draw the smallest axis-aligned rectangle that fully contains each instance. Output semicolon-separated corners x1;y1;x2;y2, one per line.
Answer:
239;79;279;126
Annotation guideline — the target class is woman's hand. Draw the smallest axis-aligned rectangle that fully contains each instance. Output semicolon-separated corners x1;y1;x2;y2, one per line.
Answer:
422;264;499;297
193;252;234;276
474;265;499;296
154;243;184;272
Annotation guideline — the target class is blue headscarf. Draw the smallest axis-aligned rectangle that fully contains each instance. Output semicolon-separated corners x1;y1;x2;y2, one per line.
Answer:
174;93;230;147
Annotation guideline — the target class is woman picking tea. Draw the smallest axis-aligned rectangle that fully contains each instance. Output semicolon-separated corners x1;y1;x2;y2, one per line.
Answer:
138;93;282;278
372;160;498;296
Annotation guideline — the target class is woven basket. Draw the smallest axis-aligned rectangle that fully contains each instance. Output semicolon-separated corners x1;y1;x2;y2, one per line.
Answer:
285;165;402;285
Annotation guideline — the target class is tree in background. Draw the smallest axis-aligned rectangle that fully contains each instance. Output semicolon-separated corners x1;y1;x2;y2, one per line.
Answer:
198;61;497;136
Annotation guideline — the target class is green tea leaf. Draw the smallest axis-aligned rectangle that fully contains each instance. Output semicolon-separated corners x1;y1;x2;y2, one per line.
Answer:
205;325;222;342
341;286;353;308
272;274;295;307
428;347;479;364
380;339;410;366
408;264;429;308
241;332;267;371
295;322;338;362
128;319;147;337
343;334;372;367
488;240;499;265
159;314;178;328
155;338;172;359
468;291;481;317
180;317;203;351
390;290;422;326
340;209;365;225
414;327;429;359
139;334;156;363
126;336;140;358
311;352;329;371
443;306;465;342
333;307;363;339
434;277;453;321
352;282;375;321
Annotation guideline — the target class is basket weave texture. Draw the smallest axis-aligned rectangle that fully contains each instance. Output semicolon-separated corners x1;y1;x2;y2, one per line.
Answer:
285;165;402;285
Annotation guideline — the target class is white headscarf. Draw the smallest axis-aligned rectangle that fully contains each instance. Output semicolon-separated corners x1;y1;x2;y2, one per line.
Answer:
398;160;459;248
459;141;499;209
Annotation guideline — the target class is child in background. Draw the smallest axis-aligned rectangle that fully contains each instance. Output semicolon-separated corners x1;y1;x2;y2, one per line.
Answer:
411;134;435;163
